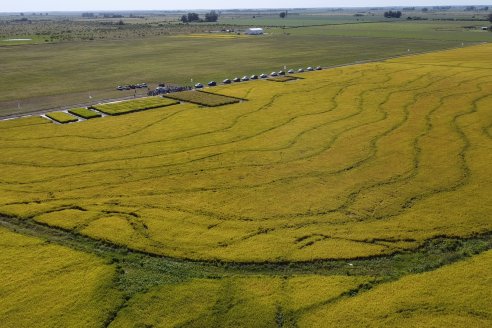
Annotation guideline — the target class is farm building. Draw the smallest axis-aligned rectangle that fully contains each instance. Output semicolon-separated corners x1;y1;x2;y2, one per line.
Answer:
246;28;264;35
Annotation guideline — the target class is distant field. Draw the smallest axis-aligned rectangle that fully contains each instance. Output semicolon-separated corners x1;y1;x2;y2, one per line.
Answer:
1;19;487;117
286;21;492;42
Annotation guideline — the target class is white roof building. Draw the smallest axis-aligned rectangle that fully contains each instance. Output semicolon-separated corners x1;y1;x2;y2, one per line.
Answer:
246;28;264;35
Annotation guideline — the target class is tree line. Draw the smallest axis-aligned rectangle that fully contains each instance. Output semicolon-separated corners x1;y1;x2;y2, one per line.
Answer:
384;10;402;18
181;11;219;23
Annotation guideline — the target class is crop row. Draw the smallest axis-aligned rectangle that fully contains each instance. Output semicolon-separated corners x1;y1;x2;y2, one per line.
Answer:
266;76;301;82
163;90;242;107
45;112;79;124
68;107;102;119
91;97;179;115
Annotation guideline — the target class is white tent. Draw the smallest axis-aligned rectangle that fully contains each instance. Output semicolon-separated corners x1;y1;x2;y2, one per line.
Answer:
246;28;264;35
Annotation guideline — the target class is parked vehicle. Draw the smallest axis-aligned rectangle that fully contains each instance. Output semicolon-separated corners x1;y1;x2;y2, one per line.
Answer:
298;68;304;73
250;75;258;80
259;73;268;79
307;67;314;71
194;83;204;89
270;72;278;77
116;86;124;91
223;79;232;84
208;81;217;87
287;69;295;74
241;76;250;81
233;77;241;82
315;66;322;70
278;71;286;76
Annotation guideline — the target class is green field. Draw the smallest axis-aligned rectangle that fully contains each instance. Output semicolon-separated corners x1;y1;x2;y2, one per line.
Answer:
1;17;489;117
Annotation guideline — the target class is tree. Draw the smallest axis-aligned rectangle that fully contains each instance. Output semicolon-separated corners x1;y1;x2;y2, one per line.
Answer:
384;10;402;18
180;14;188;23
280;11;287;19
187;12;200;22
205;10;219;22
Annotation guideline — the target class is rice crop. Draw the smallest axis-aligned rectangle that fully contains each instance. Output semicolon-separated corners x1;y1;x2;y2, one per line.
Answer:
298;250;492;327
91;97;179;115
0;227;122;327
163;90;242;107
108;275;373;327
0;44;490;263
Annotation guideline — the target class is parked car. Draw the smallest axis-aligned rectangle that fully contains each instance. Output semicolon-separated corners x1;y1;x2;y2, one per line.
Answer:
194;83;204;89
208;81;217;87
287;69;295;74
233;77;241;82
259;73;268;79
298;68;304;73
278;71;285;76
241;76;250;81
124;85;131;90
116;86;124;91
223;79;232;84
250;75;258;80
315;66;322;70
270;72;278;77
307;66;314;71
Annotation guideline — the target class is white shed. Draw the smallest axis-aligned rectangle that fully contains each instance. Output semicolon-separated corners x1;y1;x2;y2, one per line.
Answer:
246;28;264;35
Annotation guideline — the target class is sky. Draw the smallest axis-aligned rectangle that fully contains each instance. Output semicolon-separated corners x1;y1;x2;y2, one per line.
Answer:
1;1;490;12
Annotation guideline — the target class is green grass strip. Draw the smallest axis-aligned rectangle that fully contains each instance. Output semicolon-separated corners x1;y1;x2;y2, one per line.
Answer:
45;112;79;124
91;97;179;116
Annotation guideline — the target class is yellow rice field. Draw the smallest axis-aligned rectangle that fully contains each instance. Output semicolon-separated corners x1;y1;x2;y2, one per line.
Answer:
0;227;122;328
0;44;491;263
